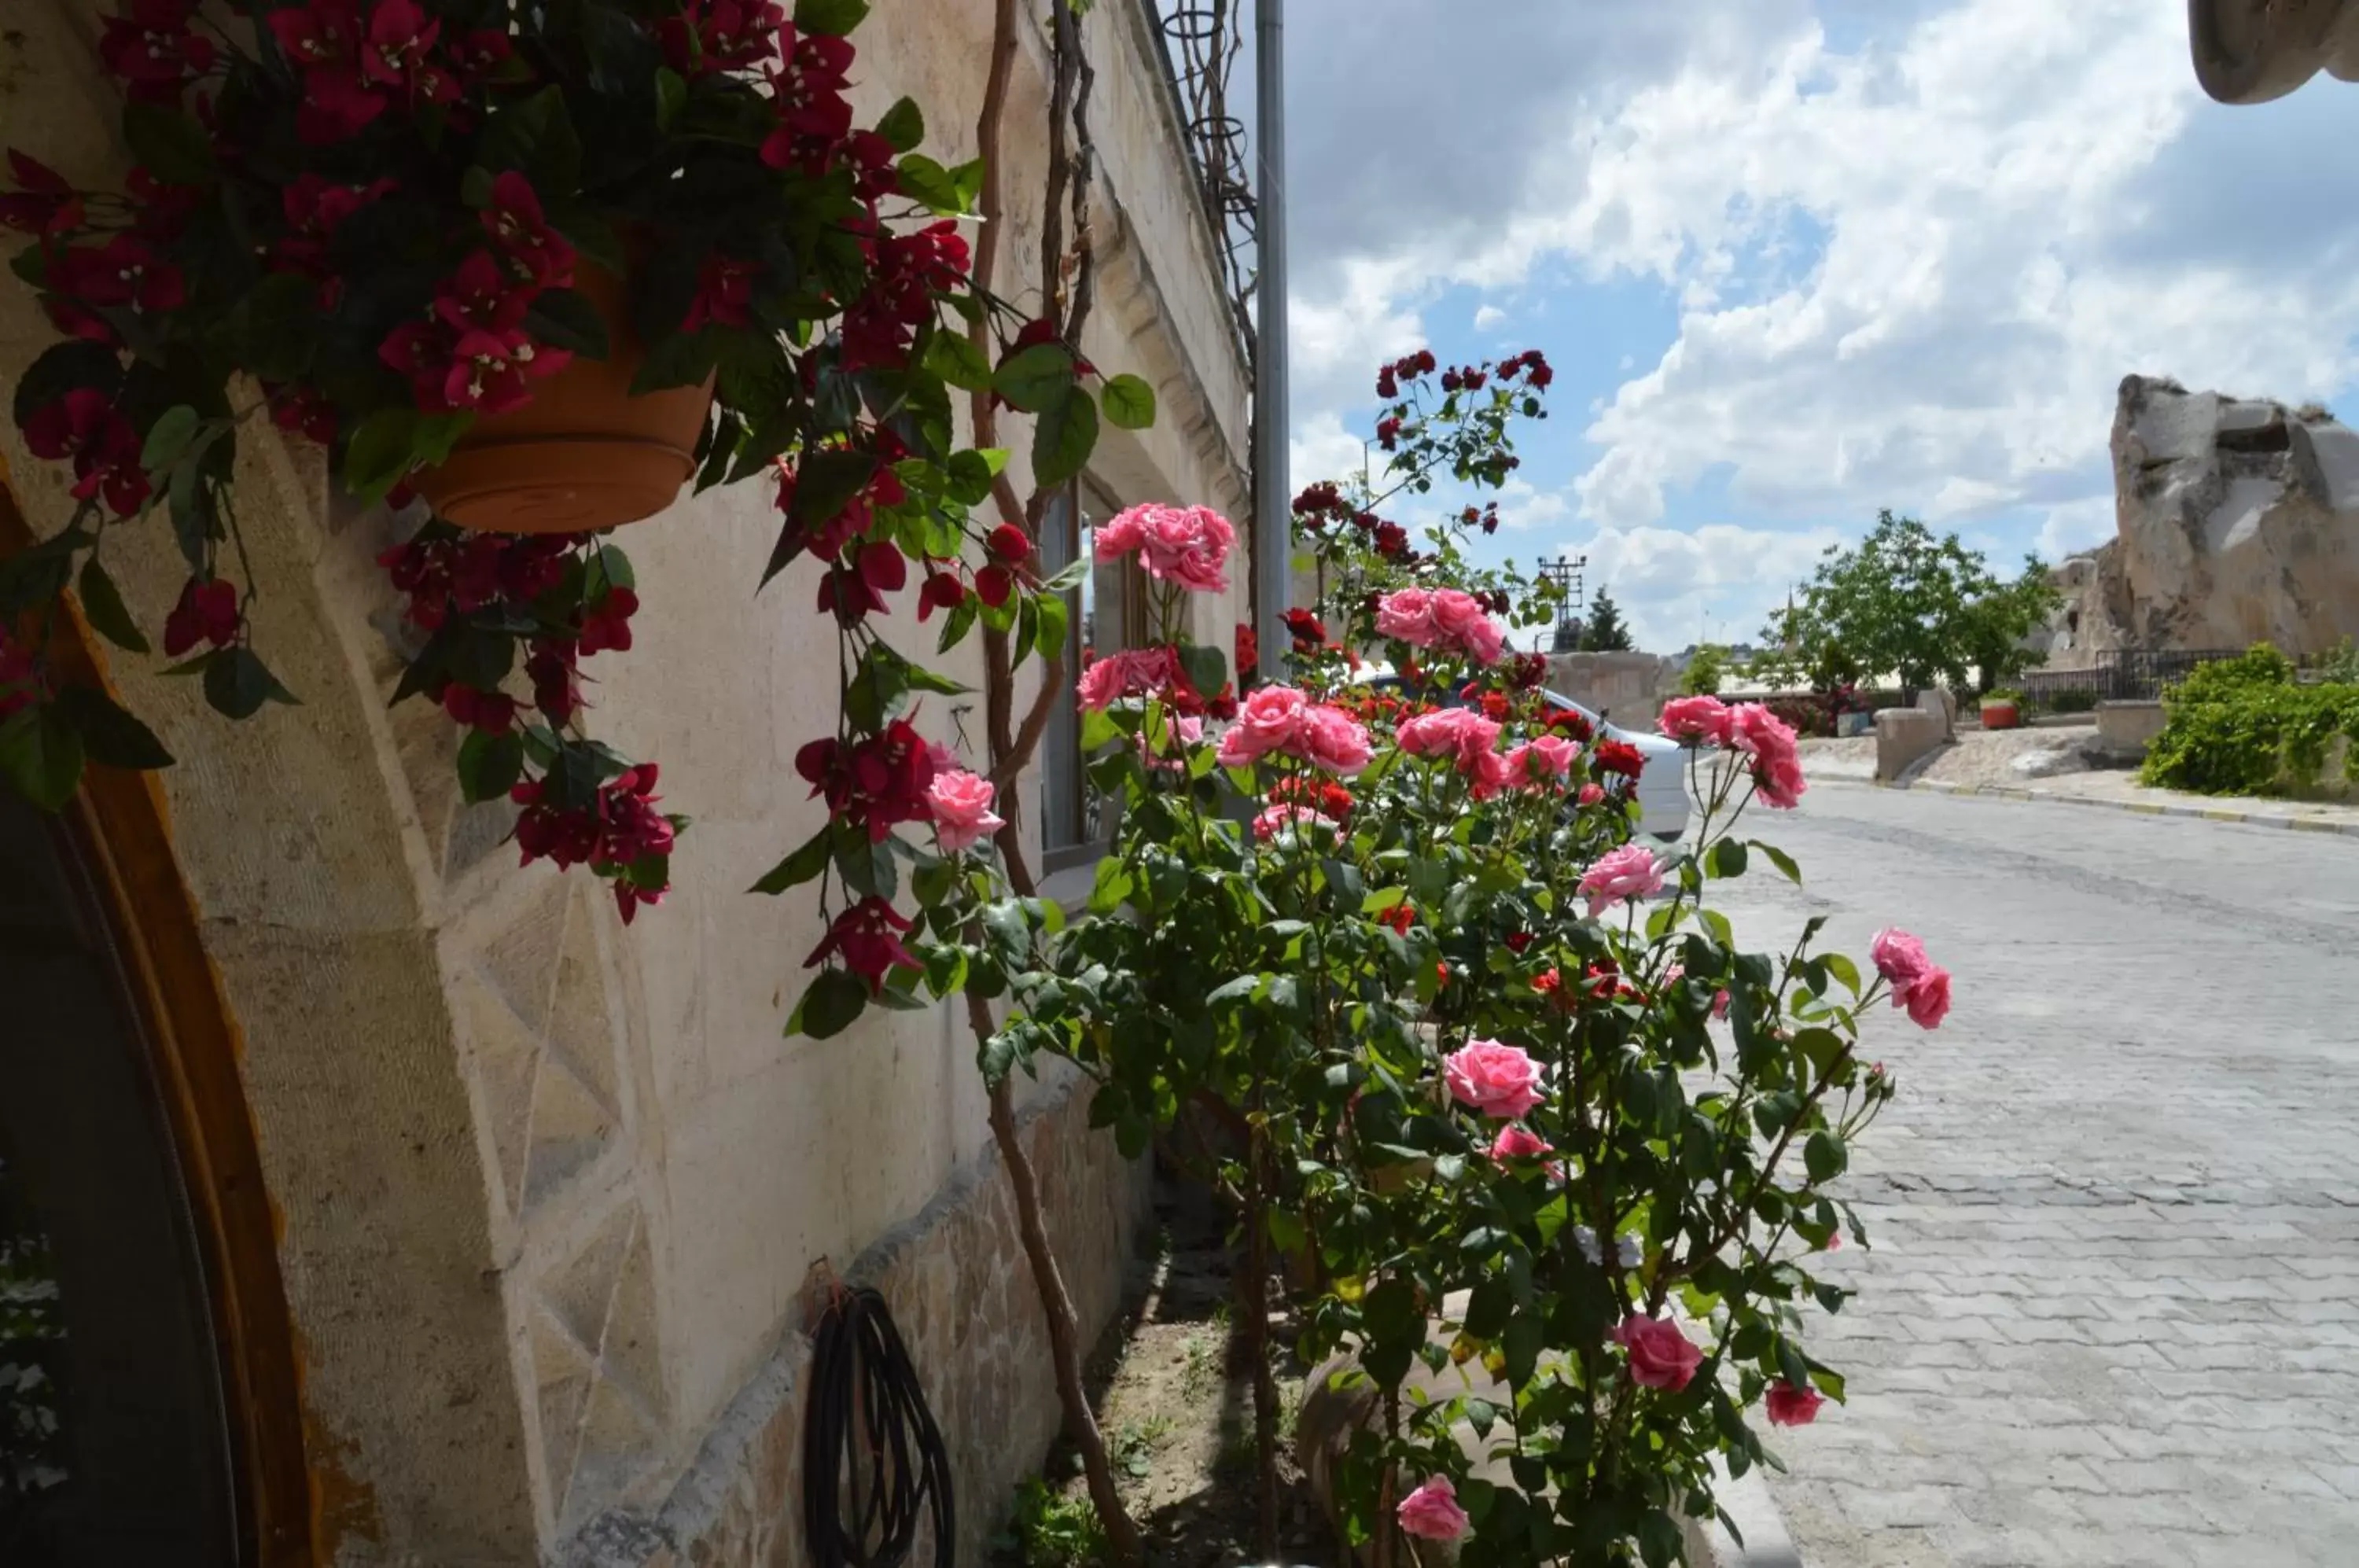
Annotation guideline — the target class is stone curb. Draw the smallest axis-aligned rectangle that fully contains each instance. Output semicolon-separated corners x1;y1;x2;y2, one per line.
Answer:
1681;1459;1805;1567
1827;775;2359;836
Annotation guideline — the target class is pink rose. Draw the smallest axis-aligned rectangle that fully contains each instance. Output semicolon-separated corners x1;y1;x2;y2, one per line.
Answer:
1489;1123;1551;1161
1614;1315;1702;1391
1658;694;1733;744
1430;588;1505;664
1444;1039;1544;1119
1577;842;1664;918
1138;504;1234;593
1577;781;1606;806
1871;927;1951;1029
1375;587;1437;646
1871;927;1930;985
1216;685;1308;767
1396;1475;1469;1542
1075;646;1184;711
1766;1382;1825;1427
1466;745;1514;801
1395;708;1504;778
1095;502;1234;593
928;769;1006;854
1253;804;1340;841
1713;988;1732;1021
1147;713;1205;771
1728;702;1805;809
1298;704;1375;776
1463;612;1507;664
1902;964;1952;1029
1508;734;1578;788
1094;505;1146;559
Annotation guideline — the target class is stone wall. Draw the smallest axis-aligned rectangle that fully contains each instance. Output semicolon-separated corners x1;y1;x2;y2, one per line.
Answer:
1;0;1242;1559
1543;652;1676;729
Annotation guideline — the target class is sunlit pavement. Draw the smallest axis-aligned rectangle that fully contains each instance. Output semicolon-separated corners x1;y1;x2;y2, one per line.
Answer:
1706;784;2359;1568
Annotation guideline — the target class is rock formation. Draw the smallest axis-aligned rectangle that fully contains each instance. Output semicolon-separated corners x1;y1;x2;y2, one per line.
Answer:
2039;375;2359;664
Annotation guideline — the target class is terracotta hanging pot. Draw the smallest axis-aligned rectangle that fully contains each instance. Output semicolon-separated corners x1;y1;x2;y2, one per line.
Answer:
412;263;715;535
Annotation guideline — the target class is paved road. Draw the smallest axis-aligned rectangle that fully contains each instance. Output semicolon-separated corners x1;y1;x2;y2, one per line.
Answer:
1706;783;2359;1568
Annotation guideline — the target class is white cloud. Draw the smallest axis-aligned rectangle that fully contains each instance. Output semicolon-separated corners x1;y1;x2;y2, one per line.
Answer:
1553;521;1844;652
1557;1;2359;529
1284;0;2359;583
1474;304;1508;332
1290;410;1372;493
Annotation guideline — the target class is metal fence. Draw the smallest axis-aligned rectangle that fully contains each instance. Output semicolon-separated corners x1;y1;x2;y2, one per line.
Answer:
2018;650;2248;704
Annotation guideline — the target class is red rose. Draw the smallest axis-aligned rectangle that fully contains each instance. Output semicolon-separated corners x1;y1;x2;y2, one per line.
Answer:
987;524;1032;564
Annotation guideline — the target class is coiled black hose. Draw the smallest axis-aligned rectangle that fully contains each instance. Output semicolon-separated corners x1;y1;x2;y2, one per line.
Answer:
803;1284;955;1568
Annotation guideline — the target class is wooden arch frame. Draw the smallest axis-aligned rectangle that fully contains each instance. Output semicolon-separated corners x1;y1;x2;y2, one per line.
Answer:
1;478;315;1566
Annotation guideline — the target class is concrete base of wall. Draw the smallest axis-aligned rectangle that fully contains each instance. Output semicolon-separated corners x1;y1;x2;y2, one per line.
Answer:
2095;700;2167;757
1874;692;1957;782
559;1073;1150;1568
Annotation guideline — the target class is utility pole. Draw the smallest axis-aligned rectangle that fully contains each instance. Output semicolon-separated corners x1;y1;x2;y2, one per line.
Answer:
1251;0;1290;680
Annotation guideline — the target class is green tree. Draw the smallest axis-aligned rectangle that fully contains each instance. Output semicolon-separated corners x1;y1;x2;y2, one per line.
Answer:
1782;510;2055;698
1580;586;1635;652
1680;642;1731;696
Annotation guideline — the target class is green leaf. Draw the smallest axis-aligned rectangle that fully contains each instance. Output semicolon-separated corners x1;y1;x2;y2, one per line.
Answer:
791;448;881;528
921;331;992;393
140;405;201;473
54;685;171;771
992;343;1075;414
654;67;687;131
1706;838;1750;879
0;705;85;809
343;410;476;506
455;729;525;804
1805;1131;1848;1186
794;0;870;35
1032;592;1070;664
945;448;1000;506
1101;373;1155;430
877;95;924;152
1502;1310;1544;1389
1179;645;1227;701
201;646;299;720
1031;387;1099;488
894;153;963;214
122;102;215;185
791;967;870;1039
524;289;611;359
1754;839;1803;885
75;558;148;653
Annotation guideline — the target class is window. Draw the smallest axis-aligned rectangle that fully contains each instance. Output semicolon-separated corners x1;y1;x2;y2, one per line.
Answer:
1040;480;1144;874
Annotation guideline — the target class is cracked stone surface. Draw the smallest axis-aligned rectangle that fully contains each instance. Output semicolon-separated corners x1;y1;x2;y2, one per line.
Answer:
1707;784;2359;1568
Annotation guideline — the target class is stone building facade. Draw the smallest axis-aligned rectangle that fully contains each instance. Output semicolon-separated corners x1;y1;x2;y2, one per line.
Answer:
0;2;1251;1563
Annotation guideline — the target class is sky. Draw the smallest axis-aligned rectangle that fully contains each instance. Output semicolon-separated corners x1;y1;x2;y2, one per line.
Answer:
1258;0;2359;653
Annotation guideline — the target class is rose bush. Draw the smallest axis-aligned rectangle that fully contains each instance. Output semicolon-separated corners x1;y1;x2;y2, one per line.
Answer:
977;352;1949;1566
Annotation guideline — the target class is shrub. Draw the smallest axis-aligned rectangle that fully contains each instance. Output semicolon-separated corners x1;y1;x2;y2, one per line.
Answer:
2142;644;2359;796
2044;687;2100;715
2320;638;2359;686
1982;688;2027;709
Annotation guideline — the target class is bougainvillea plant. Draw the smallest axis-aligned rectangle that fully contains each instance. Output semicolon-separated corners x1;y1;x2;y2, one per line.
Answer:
1;0;1150;934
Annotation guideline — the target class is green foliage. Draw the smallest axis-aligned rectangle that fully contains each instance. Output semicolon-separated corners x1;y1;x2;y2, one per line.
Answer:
1680;643;1730;697
2141;645;2359;797
989;1476;1106;1568
1773;512;2058;695
1581;586;1635;652
2042;686;2100;715
2320;637;2359;686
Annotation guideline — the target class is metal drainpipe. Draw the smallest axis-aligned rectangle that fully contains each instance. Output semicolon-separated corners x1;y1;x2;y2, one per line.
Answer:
1251;0;1290;683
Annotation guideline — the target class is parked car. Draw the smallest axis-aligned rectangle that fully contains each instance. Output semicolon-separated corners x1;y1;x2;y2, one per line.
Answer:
1352;673;1692;842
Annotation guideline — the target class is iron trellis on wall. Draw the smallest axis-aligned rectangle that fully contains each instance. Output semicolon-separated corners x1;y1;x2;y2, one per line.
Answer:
1151;0;1258;373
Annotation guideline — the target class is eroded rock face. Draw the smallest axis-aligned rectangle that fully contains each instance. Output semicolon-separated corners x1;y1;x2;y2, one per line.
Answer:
2041;375;2359;662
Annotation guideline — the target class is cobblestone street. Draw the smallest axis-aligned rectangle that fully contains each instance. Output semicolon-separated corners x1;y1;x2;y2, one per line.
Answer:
1709;784;2359;1568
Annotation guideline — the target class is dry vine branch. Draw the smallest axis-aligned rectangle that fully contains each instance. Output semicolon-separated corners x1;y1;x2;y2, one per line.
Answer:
960;2;1143;1562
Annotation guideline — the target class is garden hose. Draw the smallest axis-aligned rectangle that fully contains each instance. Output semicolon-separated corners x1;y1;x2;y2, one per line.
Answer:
803;1283;955;1568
